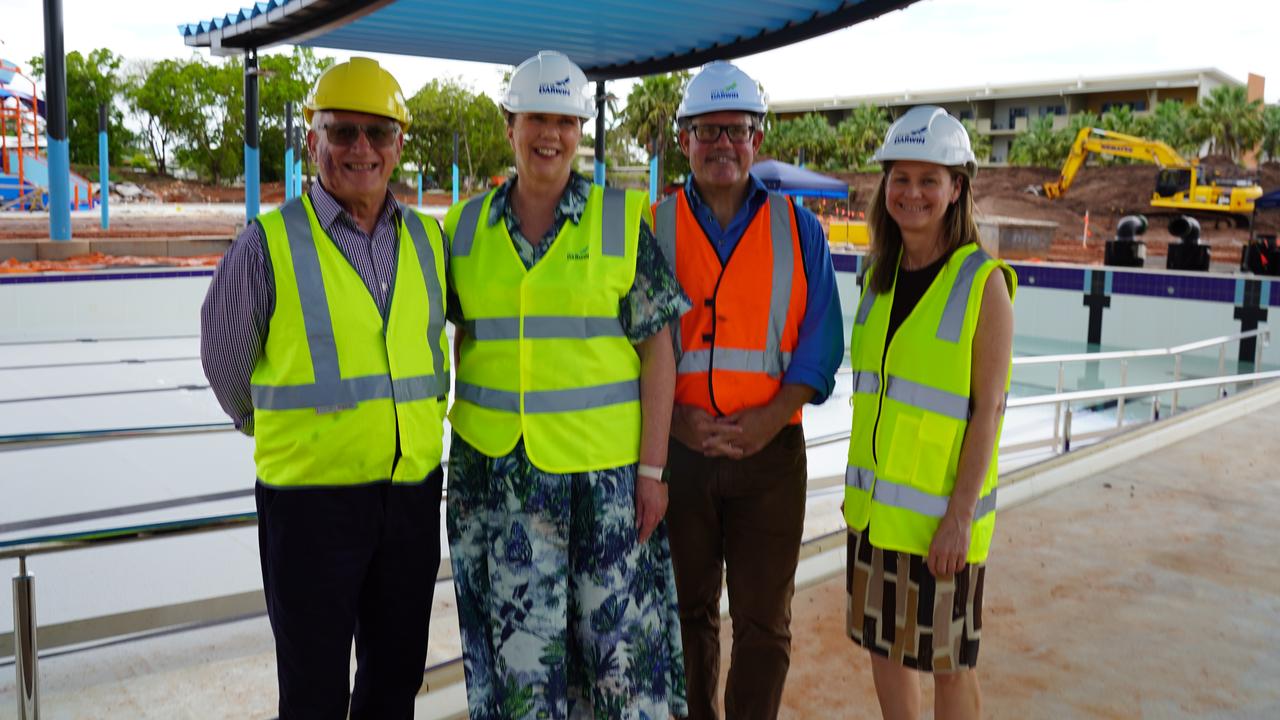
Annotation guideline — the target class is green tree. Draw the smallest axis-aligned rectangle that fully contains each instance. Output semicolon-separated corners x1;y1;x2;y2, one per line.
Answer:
257;47;332;182
1190;84;1263;162
124;59;186;176
169;56;245;185
962;119;992;163
1261;105;1280;162
762;113;836;167
403;78;511;192
1008;115;1067;167
1100;105;1142;136
28;49;133;165
619;71;689;188
833;104;888;170
1147;100;1197;157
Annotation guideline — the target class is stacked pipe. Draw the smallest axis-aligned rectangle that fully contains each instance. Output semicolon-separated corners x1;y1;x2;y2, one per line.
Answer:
1165;216;1210;272
1104;215;1147;267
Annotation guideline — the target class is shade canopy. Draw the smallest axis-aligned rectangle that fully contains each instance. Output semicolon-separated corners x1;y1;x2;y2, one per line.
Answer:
1256;189;1280;211
179;0;918;80
752;159;849;199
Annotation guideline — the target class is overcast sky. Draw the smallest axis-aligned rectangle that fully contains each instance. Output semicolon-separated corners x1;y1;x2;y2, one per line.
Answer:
3;0;1278;104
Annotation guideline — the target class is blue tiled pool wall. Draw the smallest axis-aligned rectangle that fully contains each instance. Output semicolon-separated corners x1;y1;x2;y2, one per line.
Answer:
831;253;1276;393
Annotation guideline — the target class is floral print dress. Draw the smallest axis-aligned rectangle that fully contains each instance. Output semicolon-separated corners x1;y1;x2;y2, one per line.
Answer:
446;173;691;719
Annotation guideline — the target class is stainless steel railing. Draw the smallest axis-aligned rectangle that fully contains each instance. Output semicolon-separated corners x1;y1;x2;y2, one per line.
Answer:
5;325;1273;716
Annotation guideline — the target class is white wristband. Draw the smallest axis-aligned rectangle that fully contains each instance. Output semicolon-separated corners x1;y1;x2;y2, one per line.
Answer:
638;463;665;482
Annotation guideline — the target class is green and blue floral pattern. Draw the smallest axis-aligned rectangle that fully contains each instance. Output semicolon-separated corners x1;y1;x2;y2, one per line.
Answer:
446;172;689;719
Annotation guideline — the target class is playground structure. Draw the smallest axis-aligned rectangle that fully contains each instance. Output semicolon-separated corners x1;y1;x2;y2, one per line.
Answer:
0;58;94;212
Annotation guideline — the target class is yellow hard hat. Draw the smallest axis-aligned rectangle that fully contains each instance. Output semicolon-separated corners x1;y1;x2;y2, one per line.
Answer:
304;57;410;128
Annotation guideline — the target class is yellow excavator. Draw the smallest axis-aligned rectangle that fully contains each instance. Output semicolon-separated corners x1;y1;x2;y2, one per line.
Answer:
1041;127;1263;222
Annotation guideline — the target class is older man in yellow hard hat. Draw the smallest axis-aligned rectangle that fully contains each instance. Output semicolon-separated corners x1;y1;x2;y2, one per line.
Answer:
201;57;450;719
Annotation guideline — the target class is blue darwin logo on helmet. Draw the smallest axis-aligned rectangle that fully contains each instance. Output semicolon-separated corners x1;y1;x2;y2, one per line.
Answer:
710;81;739;101
538;76;573;96
891;125;929;145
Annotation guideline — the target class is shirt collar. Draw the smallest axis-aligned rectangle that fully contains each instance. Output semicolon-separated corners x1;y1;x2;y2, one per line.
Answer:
683;172;770;213
487;171;592;229
309;180;403;234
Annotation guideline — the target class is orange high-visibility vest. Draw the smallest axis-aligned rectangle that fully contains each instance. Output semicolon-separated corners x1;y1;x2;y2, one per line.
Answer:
654;189;807;423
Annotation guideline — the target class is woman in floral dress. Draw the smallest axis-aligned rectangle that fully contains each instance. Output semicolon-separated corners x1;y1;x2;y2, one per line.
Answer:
443;50;689;719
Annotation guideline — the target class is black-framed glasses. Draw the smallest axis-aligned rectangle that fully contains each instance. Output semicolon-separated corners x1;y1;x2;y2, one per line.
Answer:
689;123;756;144
320;121;400;148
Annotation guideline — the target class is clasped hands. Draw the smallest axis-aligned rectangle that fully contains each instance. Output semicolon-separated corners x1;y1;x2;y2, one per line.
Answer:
671;403;785;460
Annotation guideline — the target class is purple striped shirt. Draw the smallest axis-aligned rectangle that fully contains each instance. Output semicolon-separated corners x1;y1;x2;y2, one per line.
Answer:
200;183;407;434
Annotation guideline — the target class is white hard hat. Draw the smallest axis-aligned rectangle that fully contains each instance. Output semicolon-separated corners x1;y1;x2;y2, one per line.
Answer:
502;50;596;120
874;106;976;177
677;61;767;120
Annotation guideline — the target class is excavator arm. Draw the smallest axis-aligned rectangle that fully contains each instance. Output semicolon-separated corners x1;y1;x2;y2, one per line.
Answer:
1041;128;1189;198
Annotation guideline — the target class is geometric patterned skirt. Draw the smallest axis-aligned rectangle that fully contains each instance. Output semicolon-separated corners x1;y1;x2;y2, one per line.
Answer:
845;527;985;673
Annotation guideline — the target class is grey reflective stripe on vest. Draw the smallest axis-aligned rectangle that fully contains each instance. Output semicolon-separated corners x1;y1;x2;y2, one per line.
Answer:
253;199;449;411
653;195;682;366
654;195;677;269
766;192;794;361
281;198;340;388
854;287;875;326
465;317;521;341
851;370;880;395
872;476;997;520
677;348;791;376
936;248;991;343
885;375;970;421
392;373;451;402
456;379;639;414
602;187;627;257
845;464;874;491
465;316;625;341
403;209;447;382
451;195;487;258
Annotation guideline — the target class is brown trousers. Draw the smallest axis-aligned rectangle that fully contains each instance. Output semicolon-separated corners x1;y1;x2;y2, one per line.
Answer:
667;424;808;720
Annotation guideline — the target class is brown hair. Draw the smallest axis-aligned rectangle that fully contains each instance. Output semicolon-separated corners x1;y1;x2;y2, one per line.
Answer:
865;166;981;295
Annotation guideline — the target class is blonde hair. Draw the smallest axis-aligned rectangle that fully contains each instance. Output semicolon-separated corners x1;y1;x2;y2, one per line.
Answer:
865;166;980;295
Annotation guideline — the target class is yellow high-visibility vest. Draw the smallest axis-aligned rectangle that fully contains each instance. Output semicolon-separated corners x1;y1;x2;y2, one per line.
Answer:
250;195;450;487
445;184;645;473
845;243;1016;562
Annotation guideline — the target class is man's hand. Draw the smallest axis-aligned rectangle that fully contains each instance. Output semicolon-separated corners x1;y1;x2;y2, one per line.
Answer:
634;476;668;544
671;403;744;458
716;404;790;458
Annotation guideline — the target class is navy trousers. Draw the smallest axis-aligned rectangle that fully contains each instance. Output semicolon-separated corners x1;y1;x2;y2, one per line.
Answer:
256;468;444;720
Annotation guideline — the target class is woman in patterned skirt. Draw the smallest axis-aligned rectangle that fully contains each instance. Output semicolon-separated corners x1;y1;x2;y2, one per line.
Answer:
844;105;1015;719
443;50;689;719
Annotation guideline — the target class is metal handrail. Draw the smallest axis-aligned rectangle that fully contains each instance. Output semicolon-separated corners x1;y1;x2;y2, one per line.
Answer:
1011;326;1271;366
0;422;235;450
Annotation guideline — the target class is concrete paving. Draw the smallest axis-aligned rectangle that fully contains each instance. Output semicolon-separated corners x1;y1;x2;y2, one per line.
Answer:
767;390;1280;718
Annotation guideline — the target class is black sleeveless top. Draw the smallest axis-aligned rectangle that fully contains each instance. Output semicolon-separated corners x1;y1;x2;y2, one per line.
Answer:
886;251;951;346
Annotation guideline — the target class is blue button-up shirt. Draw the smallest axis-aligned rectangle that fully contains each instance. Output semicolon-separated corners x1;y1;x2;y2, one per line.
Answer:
683;173;844;404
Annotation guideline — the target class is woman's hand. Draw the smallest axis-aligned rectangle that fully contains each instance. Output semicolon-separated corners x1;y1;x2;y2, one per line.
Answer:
634;475;668;544
926;511;972;577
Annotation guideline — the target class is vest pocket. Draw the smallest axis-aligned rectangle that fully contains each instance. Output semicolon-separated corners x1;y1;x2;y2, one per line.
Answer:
884;411;957;497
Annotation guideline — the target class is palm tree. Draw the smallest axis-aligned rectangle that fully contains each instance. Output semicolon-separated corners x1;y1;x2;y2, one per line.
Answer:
619;71;690;188
762;113;836;167
1189;85;1264;162
1259;105;1280;163
1009;115;1066;167
1147;100;1197;157
962;119;992;164
835;104;889;170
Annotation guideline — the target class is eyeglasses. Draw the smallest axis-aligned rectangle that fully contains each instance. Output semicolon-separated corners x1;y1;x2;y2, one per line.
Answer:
689;123;756;144
320;121;400;148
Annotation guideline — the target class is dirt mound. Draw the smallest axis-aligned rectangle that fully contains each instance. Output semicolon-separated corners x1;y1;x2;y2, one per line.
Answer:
822;164;1270;264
